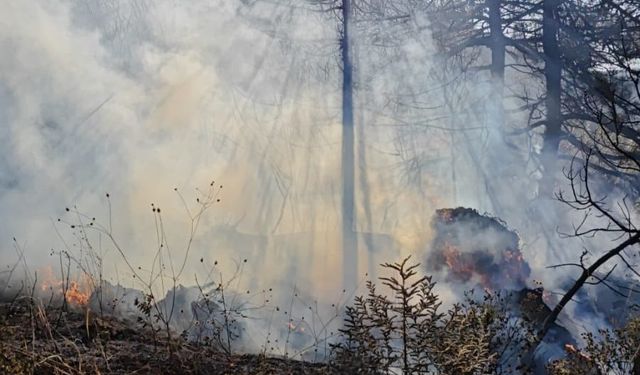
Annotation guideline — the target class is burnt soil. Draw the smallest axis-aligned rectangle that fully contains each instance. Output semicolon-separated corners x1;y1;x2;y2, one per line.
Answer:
0;300;335;374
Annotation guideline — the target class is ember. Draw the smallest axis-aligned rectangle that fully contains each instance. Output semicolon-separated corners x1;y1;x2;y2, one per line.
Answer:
427;207;531;291
441;242;475;282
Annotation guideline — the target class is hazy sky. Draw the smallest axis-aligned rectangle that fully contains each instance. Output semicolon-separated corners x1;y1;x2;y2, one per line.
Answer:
0;0;452;293
2;0;626;322
5;2;640;359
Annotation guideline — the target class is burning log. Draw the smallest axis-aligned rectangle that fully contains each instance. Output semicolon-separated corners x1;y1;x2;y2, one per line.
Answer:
427;208;578;373
427;207;530;291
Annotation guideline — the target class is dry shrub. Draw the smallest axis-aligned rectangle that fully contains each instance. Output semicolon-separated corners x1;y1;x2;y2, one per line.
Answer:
331;256;533;374
548;316;640;375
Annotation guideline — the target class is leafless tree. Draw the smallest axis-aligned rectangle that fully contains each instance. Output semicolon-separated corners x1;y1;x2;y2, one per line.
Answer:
533;10;640;360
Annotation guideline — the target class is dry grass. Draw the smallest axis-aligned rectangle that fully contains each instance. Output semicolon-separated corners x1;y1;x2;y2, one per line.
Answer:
0;298;335;375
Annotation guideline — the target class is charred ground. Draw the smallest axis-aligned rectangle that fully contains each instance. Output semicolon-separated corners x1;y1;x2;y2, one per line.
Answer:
0;299;334;375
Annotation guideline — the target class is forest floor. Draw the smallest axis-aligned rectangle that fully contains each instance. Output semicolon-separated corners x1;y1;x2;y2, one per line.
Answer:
0;300;335;374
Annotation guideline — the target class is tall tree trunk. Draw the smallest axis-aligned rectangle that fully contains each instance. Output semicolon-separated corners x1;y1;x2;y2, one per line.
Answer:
355;53;376;281
488;0;506;130
341;0;357;290
540;0;562;198
485;0;507;216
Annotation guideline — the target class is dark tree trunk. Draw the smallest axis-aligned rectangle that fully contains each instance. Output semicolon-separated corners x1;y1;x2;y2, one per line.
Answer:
484;0;507;216
341;0;357;290
488;0;506;131
540;0;562;198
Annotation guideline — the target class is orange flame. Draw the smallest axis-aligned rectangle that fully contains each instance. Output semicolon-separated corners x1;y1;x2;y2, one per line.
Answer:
40;274;91;308
442;243;475;282
564;344;592;361
440;243;528;290
65;281;90;306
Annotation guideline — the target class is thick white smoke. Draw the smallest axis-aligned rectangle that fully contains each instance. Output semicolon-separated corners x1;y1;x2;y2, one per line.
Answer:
1;0;636;359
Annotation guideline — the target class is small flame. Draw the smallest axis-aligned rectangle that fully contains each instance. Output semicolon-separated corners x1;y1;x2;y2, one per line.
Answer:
65;281;90;306
564;344;592;361
40;274;90;308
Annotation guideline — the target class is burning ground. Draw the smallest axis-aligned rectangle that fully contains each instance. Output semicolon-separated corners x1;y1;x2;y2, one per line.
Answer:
426;207;640;372
1;207;639;374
